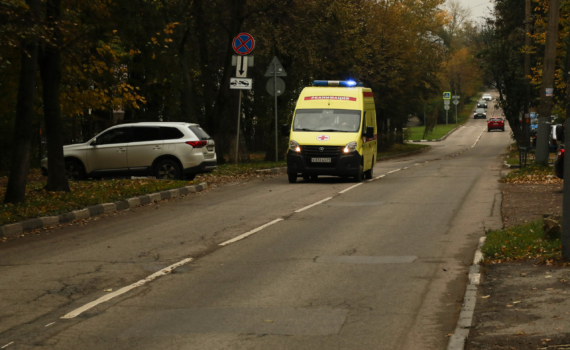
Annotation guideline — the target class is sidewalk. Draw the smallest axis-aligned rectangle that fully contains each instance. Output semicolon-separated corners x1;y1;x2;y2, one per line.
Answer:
463;175;569;349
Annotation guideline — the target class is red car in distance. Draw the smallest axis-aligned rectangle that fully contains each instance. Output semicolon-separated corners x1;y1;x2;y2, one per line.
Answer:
487;117;505;132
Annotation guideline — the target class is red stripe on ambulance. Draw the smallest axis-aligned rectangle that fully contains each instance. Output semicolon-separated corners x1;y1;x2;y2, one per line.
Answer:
304;96;357;101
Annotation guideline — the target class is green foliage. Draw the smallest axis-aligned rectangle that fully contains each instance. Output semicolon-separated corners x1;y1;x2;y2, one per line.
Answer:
406;124;459;141
482;220;561;261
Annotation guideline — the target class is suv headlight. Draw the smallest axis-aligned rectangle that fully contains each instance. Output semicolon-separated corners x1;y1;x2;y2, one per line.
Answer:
344;141;357;153
289;140;301;153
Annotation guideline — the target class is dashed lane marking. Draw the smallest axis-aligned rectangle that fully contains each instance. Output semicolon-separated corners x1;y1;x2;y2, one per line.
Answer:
219;219;284;247
294;197;333;213
61;258;194;319
45;322;55;327
338;183;363;194
387;169;401;174
1;342;14;349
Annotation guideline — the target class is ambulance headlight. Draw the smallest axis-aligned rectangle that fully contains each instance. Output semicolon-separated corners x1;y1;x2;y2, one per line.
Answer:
290;140;301;153
344;141;357;153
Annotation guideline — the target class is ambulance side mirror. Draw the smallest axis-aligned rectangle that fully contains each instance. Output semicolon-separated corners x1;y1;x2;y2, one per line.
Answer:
281;124;291;137
365;126;374;139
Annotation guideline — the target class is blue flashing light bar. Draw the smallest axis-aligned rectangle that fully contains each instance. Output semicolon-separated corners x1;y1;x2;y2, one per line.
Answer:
313;80;363;87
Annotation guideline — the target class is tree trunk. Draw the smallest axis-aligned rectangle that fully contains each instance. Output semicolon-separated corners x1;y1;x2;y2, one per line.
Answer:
40;0;70;192
3;0;41;204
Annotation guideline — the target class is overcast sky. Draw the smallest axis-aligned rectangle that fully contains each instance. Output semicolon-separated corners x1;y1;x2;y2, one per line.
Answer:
455;0;494;22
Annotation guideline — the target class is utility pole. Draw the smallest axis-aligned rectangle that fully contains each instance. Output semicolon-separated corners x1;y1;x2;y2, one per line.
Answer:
536;0;561;165
563;119;570;259
522;0;531;147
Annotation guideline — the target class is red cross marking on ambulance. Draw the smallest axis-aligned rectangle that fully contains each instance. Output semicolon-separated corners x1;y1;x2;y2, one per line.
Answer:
317;135;330;141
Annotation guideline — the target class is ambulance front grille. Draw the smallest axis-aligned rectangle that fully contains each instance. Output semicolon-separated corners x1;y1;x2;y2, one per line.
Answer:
303;146;343;157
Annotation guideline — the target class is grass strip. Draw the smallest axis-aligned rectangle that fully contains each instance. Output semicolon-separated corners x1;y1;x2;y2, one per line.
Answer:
482;220;561;262
0;178;197;226
406;124;459;141
377;143;429;158
501;164;561;184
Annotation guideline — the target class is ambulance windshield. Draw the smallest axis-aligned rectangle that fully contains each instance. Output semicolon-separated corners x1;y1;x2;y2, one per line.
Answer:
293;109;361;132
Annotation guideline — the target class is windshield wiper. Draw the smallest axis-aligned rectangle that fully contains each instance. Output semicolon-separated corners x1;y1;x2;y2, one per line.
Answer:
295;128;317;131
318;129;349;132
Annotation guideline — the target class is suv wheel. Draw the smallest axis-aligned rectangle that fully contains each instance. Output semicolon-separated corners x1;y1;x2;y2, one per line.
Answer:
155;160;181;180
65;160;85;180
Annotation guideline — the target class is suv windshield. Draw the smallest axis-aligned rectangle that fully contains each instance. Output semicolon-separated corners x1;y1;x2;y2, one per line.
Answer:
476;108;485;113
293;109;361;132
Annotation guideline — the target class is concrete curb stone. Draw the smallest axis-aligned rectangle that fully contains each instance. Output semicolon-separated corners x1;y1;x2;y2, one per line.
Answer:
446;236;486;350
0;182;207;239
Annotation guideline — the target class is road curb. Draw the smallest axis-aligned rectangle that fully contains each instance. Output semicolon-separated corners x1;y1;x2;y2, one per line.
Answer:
409;126;460;143
0;182;208;239
447;236;486;350
255;167;287;174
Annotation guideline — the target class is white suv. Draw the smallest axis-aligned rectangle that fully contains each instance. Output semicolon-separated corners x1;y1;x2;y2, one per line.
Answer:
482;93;492;101
41;122;217;180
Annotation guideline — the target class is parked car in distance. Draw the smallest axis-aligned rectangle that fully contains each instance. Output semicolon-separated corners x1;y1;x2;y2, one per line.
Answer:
477;100;488;108
550;124;563;152
474;108;487;119
41;122;217;181
487;117;505;132
482;93;492;101
555;147;564;179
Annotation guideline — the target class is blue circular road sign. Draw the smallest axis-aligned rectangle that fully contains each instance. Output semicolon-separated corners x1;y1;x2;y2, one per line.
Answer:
232;33;255;55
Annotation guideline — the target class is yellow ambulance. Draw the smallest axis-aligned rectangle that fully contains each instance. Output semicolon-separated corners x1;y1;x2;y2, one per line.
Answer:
283;80;377;183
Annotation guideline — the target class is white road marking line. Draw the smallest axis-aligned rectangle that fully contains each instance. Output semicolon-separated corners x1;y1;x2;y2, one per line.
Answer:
61;258;194;319
374;174;386;180
414;163;420;165
387;169;401;174
402;167;409;170
219;219;283;247
338;183;363;194
45;322;55;327
1;342;14;349
294;197;333;213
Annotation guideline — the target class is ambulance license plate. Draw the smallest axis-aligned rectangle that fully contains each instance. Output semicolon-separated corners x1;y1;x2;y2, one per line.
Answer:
311;158;331;163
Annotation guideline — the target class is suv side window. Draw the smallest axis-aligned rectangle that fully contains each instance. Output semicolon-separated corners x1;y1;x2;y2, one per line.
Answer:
97;127;131;145
188;126;211;140
161;127;184;140
132;127;161;142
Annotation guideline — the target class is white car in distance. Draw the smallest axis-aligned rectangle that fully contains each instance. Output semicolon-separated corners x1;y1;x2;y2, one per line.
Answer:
482;93;492;101
41;122;217;181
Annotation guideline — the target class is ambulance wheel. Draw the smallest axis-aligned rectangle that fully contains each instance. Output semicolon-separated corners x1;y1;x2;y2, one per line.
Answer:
354;164;364;182
364;159;374;179
302;174;310;181
288;173;297;183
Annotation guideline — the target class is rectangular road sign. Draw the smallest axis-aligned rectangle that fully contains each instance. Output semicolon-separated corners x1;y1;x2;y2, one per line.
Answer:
230;78;252;90
444;99;450;105
443;92;451;99
236;56;248;78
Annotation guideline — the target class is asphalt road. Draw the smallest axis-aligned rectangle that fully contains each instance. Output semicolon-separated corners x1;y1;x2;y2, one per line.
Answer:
0;100;511;350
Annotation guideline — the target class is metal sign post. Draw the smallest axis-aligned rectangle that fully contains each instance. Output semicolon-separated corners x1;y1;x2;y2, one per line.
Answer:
231;33;255;163
452;95;460;124
265;57;287;162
